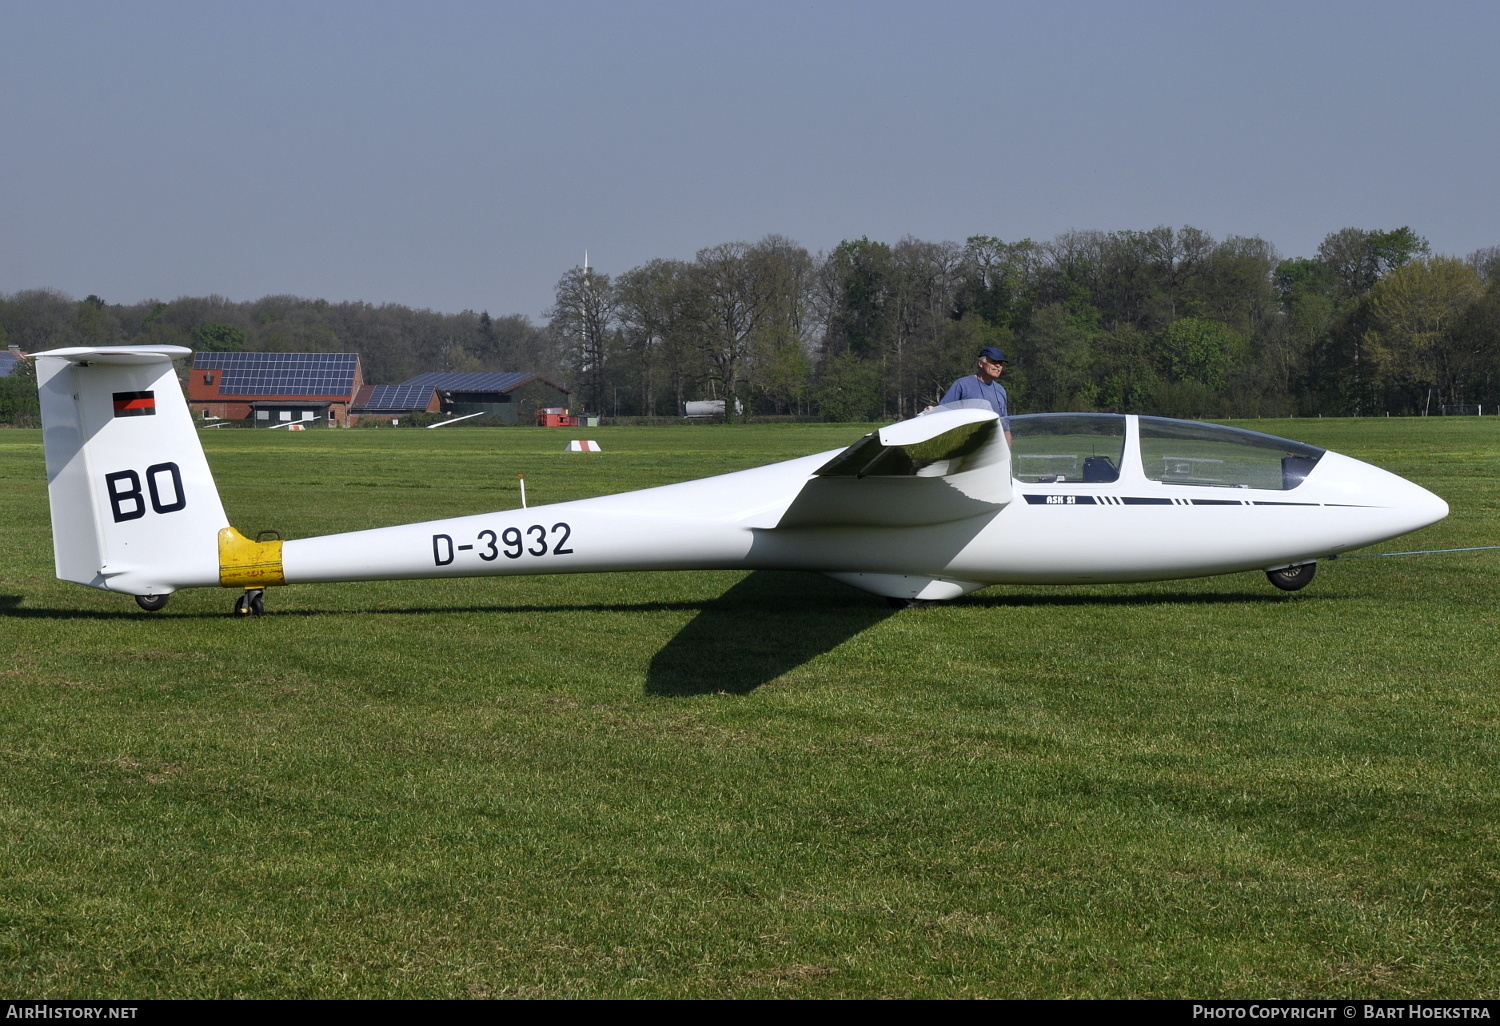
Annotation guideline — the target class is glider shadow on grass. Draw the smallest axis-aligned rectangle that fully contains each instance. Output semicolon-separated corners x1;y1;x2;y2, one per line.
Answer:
644;571;896;697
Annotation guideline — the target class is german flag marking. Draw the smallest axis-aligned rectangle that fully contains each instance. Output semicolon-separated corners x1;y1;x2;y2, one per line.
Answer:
113;391;156;417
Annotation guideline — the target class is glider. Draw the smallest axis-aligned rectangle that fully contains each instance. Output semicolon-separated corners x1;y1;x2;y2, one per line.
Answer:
33;346;1449;615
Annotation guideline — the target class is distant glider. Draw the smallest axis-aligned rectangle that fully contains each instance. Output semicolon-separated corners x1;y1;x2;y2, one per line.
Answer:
34;346;1448;615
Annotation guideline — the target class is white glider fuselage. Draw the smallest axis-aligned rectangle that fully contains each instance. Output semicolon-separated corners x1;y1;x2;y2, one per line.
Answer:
33;346;1449;606
281;419;1446;598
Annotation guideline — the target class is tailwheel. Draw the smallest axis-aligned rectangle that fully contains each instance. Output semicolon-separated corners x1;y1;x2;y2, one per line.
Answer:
135;594;169;612
233;589;267;617
1266;562;1316;592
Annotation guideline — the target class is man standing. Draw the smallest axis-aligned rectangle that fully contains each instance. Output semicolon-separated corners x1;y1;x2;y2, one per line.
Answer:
940;346;1012;442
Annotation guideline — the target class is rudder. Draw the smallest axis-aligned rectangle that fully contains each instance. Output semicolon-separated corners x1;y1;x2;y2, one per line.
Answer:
36;346;229;596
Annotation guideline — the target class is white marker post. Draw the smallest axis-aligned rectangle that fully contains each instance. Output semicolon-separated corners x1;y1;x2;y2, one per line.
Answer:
517;473;527;509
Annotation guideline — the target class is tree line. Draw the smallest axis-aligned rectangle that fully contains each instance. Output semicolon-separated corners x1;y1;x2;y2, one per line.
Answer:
555;226;1500;421
4;224;1499;426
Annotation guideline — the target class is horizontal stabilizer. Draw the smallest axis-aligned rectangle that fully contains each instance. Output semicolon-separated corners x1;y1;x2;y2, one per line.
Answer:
775;407;1011;528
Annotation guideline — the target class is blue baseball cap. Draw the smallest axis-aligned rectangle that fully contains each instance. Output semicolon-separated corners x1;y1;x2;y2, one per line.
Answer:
978;346;1008;363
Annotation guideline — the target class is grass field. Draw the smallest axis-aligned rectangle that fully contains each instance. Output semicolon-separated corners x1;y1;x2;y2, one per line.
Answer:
1;418;1497;999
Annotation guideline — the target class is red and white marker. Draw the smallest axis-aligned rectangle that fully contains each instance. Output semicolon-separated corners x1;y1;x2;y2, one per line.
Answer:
566;440;601;452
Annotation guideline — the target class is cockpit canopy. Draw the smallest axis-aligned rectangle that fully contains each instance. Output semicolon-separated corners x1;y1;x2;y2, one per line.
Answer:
1009;413;1127;484
1009;413;1325;491
1137;417;1324;490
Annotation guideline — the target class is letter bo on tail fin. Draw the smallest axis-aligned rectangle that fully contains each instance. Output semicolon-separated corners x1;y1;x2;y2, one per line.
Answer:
35;346;229;596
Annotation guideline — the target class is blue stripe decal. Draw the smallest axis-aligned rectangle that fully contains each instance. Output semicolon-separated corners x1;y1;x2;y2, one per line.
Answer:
1022;494;1334;507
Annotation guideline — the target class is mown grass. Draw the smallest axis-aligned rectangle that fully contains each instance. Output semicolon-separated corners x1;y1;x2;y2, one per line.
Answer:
0;418;1497;998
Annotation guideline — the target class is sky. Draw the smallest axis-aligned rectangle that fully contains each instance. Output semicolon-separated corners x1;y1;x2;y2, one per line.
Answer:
2;0;1497;320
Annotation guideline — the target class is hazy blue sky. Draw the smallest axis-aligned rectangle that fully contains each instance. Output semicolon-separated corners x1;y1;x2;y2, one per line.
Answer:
3;1;1496;319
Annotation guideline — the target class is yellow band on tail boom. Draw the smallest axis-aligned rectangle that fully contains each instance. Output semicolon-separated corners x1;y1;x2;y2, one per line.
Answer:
218;527;284;587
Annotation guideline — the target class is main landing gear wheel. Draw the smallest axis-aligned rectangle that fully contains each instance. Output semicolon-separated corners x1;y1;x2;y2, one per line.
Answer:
134;594;169;612
233;589;266;617
886;597;938;609
1266;563;1316;592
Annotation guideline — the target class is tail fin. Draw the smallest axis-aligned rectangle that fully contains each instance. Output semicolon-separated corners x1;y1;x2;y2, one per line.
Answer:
36;346;229;596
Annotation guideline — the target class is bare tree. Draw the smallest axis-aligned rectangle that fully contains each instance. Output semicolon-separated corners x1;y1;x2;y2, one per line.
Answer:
892;237;963;418
691;242;766;422
1465;245;1500;283
0;288;82;351
547;265;617;414
745;235;816;415
617;259;687;416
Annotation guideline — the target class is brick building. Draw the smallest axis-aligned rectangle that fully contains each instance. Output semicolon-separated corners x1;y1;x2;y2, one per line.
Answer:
188;352;364;427
188;353;569;427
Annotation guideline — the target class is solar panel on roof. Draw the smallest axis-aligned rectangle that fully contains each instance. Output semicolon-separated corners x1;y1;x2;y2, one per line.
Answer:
356;384;438;411
400;371;540;392
194;352;358;396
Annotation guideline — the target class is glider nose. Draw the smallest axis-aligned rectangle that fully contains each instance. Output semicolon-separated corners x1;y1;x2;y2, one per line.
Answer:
1367;459;1449;533
1314;451;1448;538
1394;476;1449;532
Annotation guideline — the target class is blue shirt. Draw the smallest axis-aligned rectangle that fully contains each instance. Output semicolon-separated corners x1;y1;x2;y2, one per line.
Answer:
940;375;1010;431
